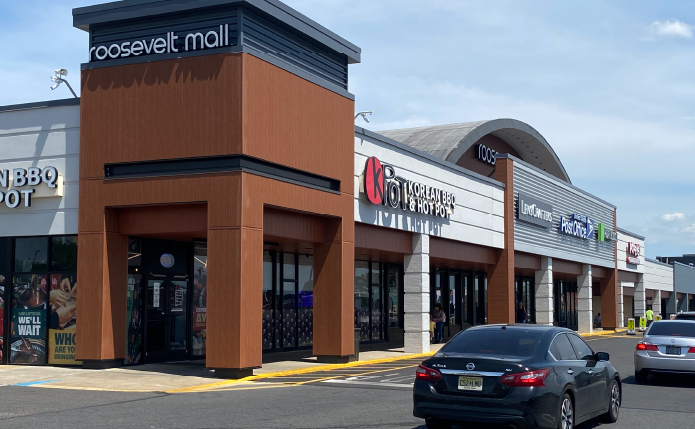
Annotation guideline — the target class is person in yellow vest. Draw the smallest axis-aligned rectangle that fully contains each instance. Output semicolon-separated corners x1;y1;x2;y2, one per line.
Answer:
646;307;654;327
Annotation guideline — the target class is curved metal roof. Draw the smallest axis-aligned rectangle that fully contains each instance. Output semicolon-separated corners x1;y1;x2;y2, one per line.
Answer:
378;118;571;183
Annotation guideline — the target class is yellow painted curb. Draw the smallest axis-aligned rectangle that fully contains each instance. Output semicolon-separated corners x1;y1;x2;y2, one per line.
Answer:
166;352;434;393
579;329;628;338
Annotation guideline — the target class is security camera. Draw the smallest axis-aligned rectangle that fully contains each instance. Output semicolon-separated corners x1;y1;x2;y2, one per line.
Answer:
363;116;371;123
55;68;68;76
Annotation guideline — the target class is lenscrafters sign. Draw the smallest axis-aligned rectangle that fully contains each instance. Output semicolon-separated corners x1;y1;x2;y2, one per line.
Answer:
363;157;455;219
517;193;553;228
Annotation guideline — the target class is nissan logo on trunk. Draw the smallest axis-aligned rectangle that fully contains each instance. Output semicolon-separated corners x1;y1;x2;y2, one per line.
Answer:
466;363;475;371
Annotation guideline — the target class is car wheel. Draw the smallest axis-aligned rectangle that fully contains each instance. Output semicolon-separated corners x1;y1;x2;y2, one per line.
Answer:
635;370;648;384
558;393;574;429
600;380;620;423
425;417;451;429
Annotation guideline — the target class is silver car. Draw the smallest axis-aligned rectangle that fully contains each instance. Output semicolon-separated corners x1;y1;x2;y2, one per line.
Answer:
634;320;695;383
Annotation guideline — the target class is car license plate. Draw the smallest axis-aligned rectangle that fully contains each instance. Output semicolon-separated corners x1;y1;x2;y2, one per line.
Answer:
666;346;681;355
458;376;483;391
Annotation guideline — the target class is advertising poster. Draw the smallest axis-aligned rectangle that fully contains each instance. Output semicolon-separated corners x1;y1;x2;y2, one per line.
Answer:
125;274;143;365
10;274;47;365
191;271;207;356
48;274;79;365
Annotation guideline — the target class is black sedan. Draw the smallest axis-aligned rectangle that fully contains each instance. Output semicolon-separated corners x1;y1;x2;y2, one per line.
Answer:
413;325;621;429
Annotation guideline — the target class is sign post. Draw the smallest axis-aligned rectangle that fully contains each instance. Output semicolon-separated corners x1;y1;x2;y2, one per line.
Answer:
639;316;647;331
627;318;635;335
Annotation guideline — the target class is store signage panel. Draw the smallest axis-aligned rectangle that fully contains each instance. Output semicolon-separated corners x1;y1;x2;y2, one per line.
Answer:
627;242;641;265
0;167;62;209
558;213;595;240
363;156;455;219
89;25;231;62
475;144;497;166
517;193;553;228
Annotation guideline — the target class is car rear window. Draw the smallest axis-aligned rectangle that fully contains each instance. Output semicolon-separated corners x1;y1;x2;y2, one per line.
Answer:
441;329;543;357
675;313;695;321
648;322;695;337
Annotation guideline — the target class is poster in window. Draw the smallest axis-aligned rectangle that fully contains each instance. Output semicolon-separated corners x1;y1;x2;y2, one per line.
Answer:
191;272;206;356
10;274;47;364
48;274;80;365
125;274;143;365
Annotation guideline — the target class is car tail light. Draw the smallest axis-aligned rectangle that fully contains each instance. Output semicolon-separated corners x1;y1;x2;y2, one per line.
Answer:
688;347;695;354
416;365;442;382
636;343;658;351
500;369;550;387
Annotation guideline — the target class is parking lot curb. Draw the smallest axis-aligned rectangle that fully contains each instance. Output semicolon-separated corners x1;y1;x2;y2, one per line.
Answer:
579;329;628;338
166;352;434;393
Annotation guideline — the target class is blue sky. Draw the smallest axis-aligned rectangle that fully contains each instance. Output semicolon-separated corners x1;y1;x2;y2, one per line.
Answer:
1;0;694;258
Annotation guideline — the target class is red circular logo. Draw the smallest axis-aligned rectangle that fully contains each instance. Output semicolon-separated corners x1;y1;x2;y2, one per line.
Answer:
364;157;384;205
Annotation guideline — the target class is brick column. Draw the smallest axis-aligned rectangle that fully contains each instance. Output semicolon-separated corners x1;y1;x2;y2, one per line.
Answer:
535;257;553;325
489;156;515;324
77;207;128;369
314;218;355;363
404;233;430;354
577;264;593;333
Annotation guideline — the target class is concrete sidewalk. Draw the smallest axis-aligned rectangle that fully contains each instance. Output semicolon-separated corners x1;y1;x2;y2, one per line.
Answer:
0;344;444;393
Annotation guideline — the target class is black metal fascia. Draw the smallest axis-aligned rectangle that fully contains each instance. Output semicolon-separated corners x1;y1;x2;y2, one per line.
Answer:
104;154;340;194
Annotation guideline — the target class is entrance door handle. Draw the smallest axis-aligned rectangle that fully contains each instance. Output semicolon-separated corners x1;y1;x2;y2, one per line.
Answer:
567;369;574;375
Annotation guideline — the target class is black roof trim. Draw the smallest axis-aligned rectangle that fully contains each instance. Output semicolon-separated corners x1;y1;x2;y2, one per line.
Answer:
356;126;505;190
0;98;80;113
72;0;361;64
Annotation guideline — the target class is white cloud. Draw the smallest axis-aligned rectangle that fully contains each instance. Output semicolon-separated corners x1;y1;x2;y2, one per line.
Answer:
662;212;686;221
648;20;693;39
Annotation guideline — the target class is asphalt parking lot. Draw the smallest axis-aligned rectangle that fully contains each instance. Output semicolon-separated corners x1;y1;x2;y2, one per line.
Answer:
0;334;694;428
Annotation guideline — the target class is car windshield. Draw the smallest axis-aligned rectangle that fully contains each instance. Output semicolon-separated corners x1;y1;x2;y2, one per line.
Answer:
648;322;695;337
440;329;543;357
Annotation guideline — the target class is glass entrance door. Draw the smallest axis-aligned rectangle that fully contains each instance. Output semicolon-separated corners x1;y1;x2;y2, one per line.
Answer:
145;275;188;362
554;281;578;331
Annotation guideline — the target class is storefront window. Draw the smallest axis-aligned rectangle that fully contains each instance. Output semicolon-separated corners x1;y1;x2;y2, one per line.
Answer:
262;252;274;350
51;236;77;271
261;251;313;351
125;274;143;364
14;237;48;273
354;261;370;341
128;239;141;267
515;277;535;324
191;245;207;357
387;267;400;328
297;255;313;347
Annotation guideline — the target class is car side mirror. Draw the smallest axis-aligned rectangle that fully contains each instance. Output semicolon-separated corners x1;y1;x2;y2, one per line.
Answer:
596;352;609;362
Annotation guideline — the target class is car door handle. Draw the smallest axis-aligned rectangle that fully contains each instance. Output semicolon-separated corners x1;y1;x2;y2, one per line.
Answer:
588;369;594;375
567;369;574;375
